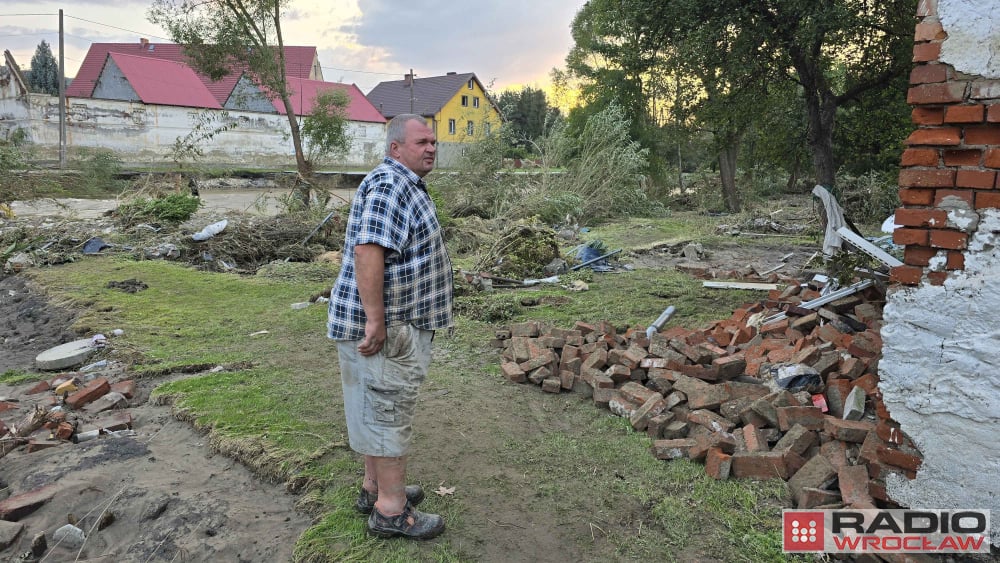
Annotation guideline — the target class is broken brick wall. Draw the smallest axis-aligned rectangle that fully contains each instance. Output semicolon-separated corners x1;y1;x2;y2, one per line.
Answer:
882;0;1000;546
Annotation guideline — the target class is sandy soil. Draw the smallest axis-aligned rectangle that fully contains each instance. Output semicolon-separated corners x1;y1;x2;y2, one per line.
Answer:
0;274;312;562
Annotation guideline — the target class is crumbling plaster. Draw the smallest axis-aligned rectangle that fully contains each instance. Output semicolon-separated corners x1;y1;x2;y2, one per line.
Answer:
938;0;1000;79
881;210;1000;545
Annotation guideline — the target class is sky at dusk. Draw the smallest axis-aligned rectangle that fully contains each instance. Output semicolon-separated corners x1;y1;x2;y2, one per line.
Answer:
1;0;586;94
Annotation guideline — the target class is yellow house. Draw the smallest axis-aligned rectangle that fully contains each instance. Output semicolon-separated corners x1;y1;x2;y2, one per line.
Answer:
366;72;501;143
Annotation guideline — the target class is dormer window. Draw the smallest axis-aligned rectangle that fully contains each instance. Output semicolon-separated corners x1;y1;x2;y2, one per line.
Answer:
467;78;474;89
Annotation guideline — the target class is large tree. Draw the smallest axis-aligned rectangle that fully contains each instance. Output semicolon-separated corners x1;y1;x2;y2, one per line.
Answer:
148;0;313;204
567;0;915;195
27;40;59;96
497;86;559;153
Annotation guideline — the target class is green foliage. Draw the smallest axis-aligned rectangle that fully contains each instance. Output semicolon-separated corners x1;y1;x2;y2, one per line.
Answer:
116;193;202;225
497;86;560;154
170;111;238;169
836;170;901;226
26;40;59;95
0;369;38;385
301;89;352;166
74;148;126;194
453;292;522;323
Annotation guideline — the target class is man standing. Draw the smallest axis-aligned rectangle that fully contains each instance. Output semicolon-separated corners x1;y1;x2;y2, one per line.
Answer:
327;114;453;540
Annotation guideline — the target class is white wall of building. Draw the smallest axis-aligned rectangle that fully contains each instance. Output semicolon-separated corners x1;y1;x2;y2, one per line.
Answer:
0;89;385;168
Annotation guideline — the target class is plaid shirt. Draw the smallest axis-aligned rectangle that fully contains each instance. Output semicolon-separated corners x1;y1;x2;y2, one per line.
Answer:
327;157;454;341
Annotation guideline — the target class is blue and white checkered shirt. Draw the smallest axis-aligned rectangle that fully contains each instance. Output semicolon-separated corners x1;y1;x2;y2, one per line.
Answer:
327;157;454;341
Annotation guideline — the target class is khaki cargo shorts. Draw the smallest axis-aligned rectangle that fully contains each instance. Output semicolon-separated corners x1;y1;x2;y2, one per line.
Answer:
337;324;434;457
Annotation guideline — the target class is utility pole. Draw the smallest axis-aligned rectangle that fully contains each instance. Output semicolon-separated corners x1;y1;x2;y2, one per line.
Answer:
409;68;414;114
58;9;66;168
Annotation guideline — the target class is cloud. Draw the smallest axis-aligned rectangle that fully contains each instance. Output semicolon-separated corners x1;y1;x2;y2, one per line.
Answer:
346;0;582;90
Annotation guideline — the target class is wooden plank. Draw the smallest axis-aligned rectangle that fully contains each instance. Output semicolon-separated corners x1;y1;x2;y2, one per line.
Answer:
702;281;779;290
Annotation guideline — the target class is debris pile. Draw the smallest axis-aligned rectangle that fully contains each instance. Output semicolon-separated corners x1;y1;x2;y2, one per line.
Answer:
493;279;918;510
0;363;136;460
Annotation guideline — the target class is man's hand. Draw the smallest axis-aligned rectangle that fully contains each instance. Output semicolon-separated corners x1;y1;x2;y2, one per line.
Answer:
354;243;387;356
358;317;386;356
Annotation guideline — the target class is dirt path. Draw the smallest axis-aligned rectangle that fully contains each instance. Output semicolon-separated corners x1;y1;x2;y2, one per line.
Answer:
0;275;311;562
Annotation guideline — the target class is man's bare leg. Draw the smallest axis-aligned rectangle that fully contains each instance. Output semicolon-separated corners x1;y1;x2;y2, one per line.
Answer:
370;455;407;515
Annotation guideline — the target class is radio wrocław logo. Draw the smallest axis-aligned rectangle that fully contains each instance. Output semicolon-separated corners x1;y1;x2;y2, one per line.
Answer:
782;509;990;553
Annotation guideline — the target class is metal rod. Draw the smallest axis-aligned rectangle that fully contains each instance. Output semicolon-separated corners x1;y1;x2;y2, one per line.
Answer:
646;305;676;339
571;248;622;271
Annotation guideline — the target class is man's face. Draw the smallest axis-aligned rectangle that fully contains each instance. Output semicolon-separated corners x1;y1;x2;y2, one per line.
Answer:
390;119;437;178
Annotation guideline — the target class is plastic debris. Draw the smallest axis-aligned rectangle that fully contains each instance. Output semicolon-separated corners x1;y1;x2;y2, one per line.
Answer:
192;219;228;241
83;237;110;254
768;363;823;393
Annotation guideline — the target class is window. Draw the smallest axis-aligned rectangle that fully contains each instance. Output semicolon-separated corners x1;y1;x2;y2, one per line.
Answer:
484;122;491;136
467;121;474;135
473;96;480;108
448;119;456;135
461;95;468;107
467;79;474;89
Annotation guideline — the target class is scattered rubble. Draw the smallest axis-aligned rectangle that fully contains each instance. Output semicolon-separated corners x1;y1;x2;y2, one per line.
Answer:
492;276;918;511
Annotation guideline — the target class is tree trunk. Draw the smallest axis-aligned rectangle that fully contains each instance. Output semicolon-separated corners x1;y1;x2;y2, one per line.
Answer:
718;131;742;213
805;91;838;190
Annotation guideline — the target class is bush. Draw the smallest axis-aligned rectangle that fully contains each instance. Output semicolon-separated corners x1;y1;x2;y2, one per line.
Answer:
116;193;202;226
74;148;126;196
836;170;899;225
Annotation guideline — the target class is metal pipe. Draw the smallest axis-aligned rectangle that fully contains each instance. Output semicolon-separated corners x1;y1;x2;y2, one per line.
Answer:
646;305;676;339
570;248;622;271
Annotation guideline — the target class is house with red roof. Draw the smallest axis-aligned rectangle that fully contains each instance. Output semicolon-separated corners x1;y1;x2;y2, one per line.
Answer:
67;40;322;105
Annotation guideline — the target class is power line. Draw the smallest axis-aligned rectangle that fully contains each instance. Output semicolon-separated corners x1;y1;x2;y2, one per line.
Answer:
0;13;57;17
319;65;401;77
63;14;172;42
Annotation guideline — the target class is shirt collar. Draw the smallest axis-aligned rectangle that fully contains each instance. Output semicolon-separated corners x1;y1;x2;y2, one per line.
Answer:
383;156;427;191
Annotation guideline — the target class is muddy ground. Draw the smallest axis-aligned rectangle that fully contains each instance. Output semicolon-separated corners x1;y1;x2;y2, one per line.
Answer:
0;196;821;562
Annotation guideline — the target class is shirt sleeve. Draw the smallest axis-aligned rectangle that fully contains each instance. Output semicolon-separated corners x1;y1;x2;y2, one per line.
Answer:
353;174;410;257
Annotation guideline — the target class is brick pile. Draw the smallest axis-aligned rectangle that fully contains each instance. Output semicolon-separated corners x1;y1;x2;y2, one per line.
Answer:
0;369;135;455
494;280;920;510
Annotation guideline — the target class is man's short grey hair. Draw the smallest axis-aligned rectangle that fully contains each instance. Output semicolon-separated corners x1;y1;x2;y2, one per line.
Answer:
385;114;428;155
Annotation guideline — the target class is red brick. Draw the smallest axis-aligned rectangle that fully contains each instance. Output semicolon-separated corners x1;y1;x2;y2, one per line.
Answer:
965;125;1000;145
652;438;697;460
705;447;733;480
894;208;948;228
890;265;923;285
900;147;939;166
906;126;963;145
912;41;942;63
903;245;937;267
798;487;843;509
944;104;984;123
914;21;945;41
927;271;947;285
109;379;135;399
898;168;955;188
839;465;876;509
559;370;575;390
824;418;875;443
916;0;937;16
688;409;736;433
970;80;1000;100
26;380;51;395
0;483;59;520
821;440;850;471
956;170;996;189
898;188;936;206
911;108;946;128
65;377;110;410
773;424;818;456
929;229;968;250
500;362;527;383
0;402;17;413
942;148;982;166
988;104;1000;123
985;148;1000;168
934;189;975;207
892;228;929;246
787;455;838;506
908;83;965;106
877;446;923;473
910;63;948;85
776;406;825;431
742;424;767;452
731;451;789;480
945;251;965;270
975;191;1000;209
876;421;906;446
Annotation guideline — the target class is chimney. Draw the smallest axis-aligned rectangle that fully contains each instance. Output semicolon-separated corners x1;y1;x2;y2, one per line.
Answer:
140;38;148;49
404;73;412;86
446;71;456;75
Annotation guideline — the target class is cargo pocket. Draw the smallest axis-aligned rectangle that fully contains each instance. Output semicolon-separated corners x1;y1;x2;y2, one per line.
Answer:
366;384;403;427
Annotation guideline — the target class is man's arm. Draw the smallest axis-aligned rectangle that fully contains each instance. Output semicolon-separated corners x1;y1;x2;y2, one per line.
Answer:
355;243;387;356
